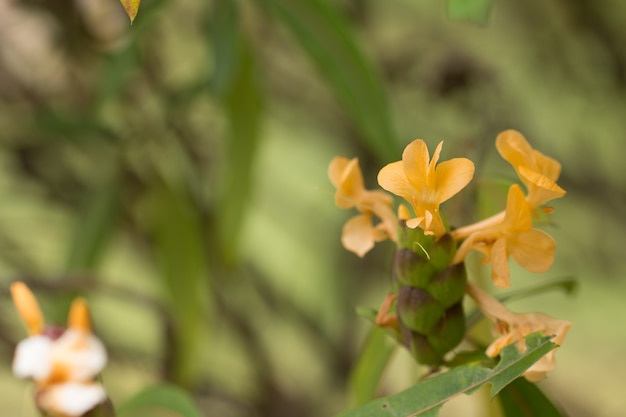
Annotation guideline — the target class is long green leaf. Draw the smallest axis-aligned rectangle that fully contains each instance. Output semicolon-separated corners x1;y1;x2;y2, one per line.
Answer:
498;377;563;417
334;333;556;417
259;0;398;161
117;384;202;417
142;184;209;387
349;327;397;407
210;1;263;261
64;175;119;272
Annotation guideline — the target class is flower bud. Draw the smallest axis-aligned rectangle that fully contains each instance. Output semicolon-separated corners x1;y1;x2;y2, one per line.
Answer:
397;285;444;334
426;263;467;308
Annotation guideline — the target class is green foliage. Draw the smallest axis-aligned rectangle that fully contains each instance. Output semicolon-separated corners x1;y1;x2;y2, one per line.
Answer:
499;377;564;417
117;384;203;417
348;327;397;407
335;333;556;417
447;0;494;24
258;0;399;161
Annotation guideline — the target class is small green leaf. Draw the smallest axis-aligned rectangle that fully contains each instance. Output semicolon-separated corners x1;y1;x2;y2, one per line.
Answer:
499;377;564;417
259;0;398;161
447;0;494;24
335;333;556;417
348;327;396;407
117;384;202;417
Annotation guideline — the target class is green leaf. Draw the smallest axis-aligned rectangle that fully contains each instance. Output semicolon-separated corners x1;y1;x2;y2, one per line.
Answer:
214;34;263;262
141;184;210;386
64;175;119;272
208;0;241;96
498;377;564;417
348;327;397;407
117;384;202;417
447;0;494;24
334;333;556;417
259;0;398;161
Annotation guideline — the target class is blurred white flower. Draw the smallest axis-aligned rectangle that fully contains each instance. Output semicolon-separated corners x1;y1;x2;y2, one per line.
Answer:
10;282;108;417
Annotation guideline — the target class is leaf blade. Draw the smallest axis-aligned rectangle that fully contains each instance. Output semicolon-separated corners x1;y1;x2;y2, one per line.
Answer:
334;333;556;417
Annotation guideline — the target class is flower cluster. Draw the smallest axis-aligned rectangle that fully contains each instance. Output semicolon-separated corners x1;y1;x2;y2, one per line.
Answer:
11;282;108;417
329;130;570;380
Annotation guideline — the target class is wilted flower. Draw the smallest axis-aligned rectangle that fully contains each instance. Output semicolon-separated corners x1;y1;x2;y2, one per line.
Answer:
329;156;398;257
11;282;108;417
453;184;555;287
466;282;571;382
377;139;474;237
496;130;566;209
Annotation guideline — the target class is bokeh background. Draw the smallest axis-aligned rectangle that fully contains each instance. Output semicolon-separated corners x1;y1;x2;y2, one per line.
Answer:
1;0;625;416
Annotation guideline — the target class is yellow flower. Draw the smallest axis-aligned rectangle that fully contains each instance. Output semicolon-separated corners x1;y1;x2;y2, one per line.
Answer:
466;282;571;382
329;157;397;257
11;282;108;417
496;130;566;209
377;140;474;237
454;184;555;288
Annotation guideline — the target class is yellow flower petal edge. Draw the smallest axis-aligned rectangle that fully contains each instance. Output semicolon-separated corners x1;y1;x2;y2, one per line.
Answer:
496;130;566;208
10;282;44;336
377;139;474;237
453;185;555;287
466;282;571;382
329;157;398;256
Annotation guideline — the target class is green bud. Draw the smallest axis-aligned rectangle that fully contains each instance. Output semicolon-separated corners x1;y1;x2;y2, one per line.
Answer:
401;326;441;366
397;221;436;251
391;248;433;287
397;285;444;334
428;233;456;272
426;262;467;308
427;302;465;355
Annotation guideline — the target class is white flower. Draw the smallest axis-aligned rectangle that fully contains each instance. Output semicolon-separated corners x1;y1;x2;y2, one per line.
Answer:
10;282;108;417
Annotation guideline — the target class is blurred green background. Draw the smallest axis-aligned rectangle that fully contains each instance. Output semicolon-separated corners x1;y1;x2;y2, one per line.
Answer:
0;0;625;416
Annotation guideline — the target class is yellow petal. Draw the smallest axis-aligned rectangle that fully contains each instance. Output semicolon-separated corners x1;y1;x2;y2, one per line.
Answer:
502;184;532;232
341;214;376;257
518;165;566;207
509;229;556;273
435;157;475;203
67;298;92;333
490;238;511;288
329;157;366;209
119;0;141;24
401;139;431;190
11;282;44;336
377;161;413;201
495;130;533;170
532;149;562;182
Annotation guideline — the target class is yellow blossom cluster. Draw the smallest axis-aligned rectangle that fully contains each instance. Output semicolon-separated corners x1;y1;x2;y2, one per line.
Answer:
329;129;570;381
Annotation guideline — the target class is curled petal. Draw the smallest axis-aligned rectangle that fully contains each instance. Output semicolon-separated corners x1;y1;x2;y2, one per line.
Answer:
341;214;377;257
495;130;534;169
329;157;365;209
518;165;566;208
